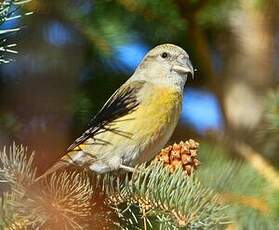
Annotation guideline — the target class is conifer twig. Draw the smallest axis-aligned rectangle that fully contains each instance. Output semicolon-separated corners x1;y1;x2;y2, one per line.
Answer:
0;144;94;229
0;0;32;64
219;192;270;214
102;161;229;228
236;142;279;190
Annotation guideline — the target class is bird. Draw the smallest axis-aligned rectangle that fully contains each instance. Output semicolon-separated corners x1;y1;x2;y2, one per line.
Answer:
36;43;194;181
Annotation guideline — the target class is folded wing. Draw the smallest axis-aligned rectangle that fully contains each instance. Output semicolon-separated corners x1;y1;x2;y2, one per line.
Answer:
67;80;145;152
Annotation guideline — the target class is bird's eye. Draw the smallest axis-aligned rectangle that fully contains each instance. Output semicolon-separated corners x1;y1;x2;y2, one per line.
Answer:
161;52;168;59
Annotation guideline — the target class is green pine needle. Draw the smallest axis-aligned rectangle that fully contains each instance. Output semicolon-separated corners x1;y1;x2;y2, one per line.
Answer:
101;162;230;229
0;0;32;64
0;144;94;229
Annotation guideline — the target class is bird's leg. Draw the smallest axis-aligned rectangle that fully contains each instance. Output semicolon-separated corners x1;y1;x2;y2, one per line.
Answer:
117;175;120;190
119;164;136;173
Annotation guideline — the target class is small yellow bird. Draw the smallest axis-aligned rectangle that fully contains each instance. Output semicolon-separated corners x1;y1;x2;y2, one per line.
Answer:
38;43;194;179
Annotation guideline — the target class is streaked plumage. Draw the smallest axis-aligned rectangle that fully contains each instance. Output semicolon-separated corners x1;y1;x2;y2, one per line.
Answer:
37;43;194;179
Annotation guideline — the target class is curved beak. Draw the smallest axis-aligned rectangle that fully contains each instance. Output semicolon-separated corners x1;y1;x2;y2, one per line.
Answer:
172;59;194;80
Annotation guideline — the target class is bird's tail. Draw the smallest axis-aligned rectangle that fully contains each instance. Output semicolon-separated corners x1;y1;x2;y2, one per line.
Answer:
34;160;69;183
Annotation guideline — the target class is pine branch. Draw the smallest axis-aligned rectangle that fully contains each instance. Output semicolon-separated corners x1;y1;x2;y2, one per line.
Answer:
236;142;279;190
219;192;269;214
101;162;229;229
0;144;36;186
0;0;32;64
5;141;276;229
0;144;94;229
20;171;93;229
197;142;279;229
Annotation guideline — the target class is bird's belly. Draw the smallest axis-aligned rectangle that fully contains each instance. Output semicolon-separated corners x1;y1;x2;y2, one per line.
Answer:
129;116;179;166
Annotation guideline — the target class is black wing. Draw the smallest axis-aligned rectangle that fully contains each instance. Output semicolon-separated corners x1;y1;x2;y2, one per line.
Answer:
67;80;145;152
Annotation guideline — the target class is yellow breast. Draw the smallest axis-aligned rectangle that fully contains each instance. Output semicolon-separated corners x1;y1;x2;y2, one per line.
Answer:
132;86;182;136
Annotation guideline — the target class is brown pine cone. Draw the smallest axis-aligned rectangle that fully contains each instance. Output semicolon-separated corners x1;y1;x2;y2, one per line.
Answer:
154;139;200;175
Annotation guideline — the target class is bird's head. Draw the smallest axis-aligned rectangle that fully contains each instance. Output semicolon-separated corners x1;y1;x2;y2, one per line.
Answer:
133;44;194;92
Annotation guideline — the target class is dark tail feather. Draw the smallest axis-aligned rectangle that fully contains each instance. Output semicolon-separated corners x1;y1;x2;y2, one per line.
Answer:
34;160;69;183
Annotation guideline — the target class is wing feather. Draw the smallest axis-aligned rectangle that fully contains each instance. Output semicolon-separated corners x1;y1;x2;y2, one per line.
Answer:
67;80;145;152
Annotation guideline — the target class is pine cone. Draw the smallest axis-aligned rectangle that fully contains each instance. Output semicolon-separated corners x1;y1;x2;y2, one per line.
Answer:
154;139;200;175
